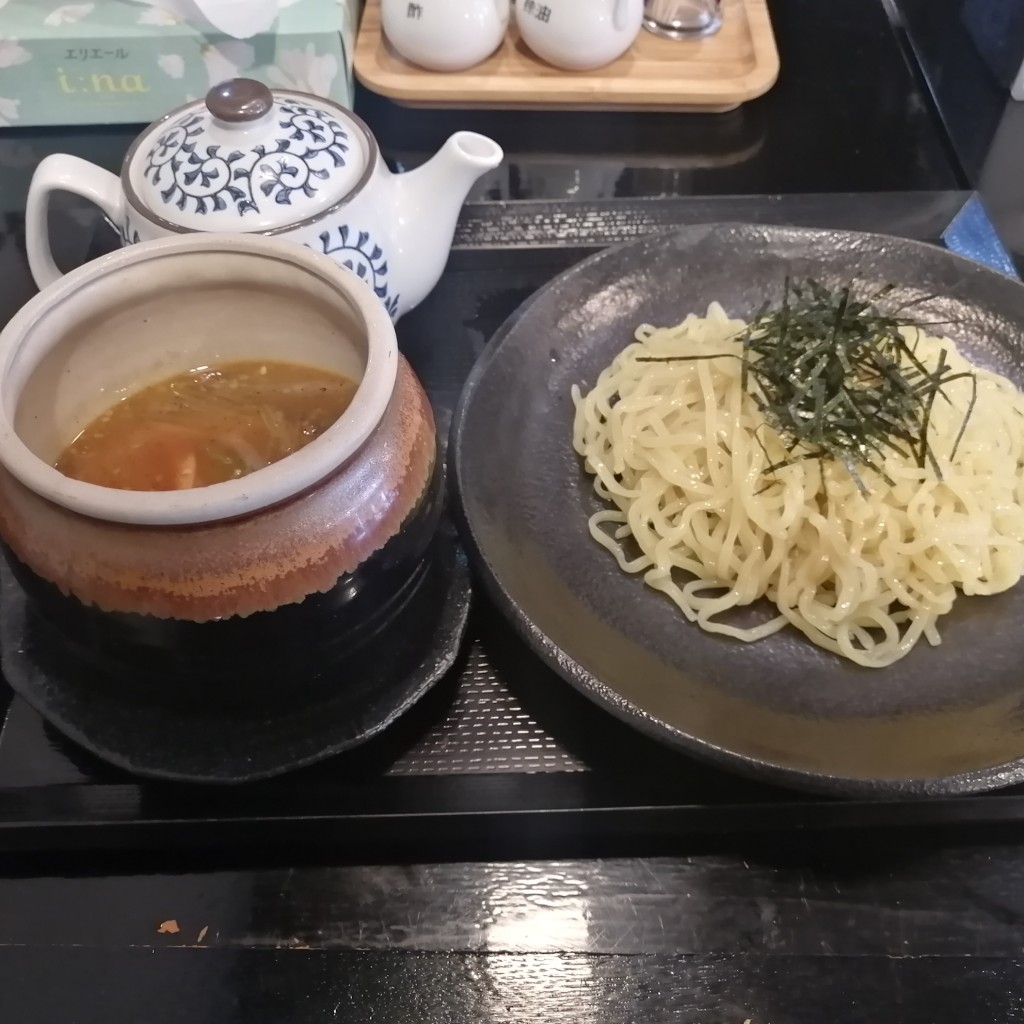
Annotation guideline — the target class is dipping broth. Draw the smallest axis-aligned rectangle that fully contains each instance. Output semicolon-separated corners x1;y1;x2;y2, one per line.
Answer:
56;360;358;491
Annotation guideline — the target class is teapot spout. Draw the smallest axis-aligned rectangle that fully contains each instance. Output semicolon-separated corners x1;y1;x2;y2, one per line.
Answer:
389;132;503;314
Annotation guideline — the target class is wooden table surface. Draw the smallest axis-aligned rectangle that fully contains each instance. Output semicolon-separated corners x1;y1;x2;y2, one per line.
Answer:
3;838;1024;1021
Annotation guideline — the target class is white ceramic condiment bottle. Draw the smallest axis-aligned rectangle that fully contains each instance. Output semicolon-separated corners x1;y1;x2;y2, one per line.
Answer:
515;0;643;71
381;0;510;72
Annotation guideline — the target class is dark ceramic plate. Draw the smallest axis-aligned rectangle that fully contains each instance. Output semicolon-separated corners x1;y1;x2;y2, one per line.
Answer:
0;522;472;784
451;223;1024;797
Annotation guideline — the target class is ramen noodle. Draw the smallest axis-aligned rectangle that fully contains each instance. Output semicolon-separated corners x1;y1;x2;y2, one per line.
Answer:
571;301;1024;667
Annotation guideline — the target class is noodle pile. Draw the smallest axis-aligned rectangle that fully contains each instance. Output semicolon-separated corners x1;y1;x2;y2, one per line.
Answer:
571;302;1024;667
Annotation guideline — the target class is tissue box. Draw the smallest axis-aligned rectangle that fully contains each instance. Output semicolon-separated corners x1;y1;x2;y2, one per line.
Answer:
0;0;363;128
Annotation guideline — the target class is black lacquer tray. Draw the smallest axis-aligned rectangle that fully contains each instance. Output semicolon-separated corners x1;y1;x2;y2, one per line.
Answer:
3;191;1024;855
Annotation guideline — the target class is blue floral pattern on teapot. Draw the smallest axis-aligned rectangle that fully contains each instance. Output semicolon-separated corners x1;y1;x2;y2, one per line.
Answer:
142;102;350;218
317;226;401;320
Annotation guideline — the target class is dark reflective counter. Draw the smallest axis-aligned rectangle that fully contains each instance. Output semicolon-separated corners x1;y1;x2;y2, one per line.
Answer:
0;0;958;224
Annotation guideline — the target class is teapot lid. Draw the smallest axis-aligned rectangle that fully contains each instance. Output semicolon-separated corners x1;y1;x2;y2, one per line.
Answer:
125;79;370;233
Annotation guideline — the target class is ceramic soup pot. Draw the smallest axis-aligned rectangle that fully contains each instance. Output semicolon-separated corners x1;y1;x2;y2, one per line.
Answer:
381;0;510;72
26;79;504;321
515;0;644;70
0;234;442;705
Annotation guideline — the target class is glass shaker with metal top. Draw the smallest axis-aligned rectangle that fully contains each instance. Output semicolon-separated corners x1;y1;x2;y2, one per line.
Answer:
643;0;722;38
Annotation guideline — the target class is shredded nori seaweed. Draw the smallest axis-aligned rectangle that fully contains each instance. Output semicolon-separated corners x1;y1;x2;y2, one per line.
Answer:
637;278;976;493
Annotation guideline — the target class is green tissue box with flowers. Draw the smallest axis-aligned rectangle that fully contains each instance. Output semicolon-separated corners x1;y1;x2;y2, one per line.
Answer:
0;0;362;129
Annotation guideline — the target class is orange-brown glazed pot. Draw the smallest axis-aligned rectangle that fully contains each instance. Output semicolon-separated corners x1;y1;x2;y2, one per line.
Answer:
0;235;441;706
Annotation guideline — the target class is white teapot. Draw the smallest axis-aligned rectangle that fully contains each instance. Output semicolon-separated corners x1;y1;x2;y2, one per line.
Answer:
26;79;503;320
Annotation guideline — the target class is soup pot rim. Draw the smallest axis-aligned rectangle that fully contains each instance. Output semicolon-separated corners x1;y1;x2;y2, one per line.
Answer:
0;234;399;527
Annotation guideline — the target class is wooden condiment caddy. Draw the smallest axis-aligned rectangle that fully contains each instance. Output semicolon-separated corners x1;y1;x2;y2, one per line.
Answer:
355;0;779;114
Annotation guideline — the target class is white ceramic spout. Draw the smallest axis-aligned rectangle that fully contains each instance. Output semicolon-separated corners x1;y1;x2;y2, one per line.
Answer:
384;132;503;316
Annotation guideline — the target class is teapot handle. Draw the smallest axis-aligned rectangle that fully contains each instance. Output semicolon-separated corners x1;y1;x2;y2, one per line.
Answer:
26;154;124;291
613;0;634;31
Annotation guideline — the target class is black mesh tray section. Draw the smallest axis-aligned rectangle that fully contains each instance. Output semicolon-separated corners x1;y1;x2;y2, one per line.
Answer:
5;191;1024;855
